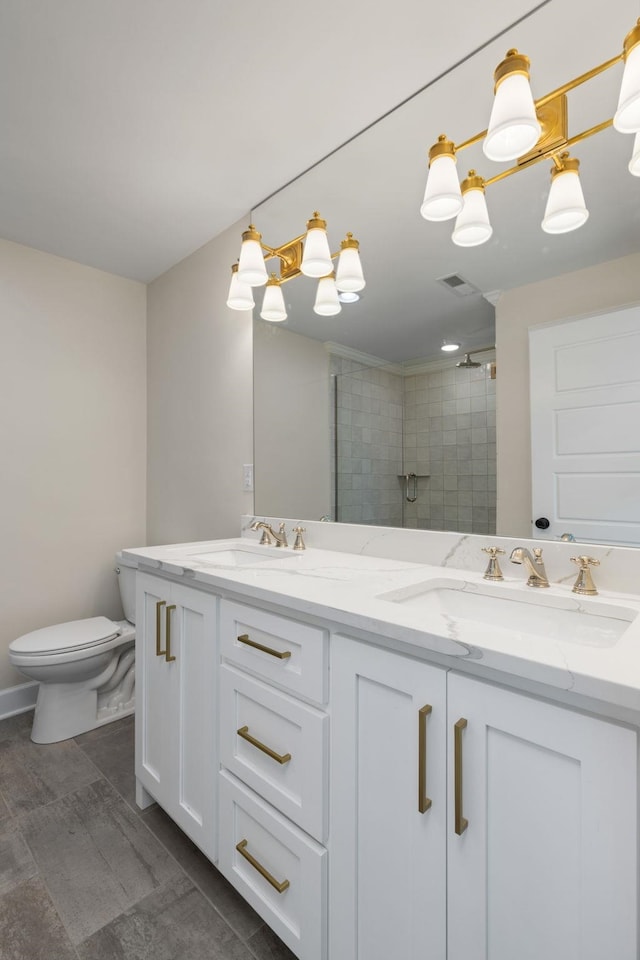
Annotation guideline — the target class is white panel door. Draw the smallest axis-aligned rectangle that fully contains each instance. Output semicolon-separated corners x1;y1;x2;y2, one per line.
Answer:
135;572;174;807
530;305;640;544
135;574;218;860
330;637;447;960
447;672;638;960
169;582;218;860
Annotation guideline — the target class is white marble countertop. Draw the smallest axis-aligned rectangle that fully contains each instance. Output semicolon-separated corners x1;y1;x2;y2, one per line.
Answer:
122;528;640;715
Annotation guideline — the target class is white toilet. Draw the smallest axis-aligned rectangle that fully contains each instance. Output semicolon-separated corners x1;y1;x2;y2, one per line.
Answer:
9;552;137;744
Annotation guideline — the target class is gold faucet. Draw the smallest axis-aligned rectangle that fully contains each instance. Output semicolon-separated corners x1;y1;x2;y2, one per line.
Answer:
249;520;288;547
570;555;600;595
509;547;550;587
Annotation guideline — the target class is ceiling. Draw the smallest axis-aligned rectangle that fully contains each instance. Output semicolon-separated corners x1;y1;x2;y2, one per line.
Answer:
1;0;545;281
252;0;640;362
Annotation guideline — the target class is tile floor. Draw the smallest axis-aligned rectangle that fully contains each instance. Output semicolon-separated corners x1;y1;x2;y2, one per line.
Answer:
0;711;296;959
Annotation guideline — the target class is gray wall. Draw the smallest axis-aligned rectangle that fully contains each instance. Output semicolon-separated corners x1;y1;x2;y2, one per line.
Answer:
146;218;254;544
403;362;496;535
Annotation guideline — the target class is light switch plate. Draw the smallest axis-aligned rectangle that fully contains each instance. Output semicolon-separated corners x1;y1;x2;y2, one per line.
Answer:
242;463;254;492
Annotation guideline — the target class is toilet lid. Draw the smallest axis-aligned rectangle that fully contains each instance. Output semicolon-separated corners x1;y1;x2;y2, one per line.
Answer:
11;617;121;655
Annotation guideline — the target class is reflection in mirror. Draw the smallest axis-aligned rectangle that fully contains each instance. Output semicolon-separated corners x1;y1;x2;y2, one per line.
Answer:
252;0;640;545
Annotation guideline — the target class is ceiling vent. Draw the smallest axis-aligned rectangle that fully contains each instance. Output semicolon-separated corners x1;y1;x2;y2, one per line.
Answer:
437;273;480;297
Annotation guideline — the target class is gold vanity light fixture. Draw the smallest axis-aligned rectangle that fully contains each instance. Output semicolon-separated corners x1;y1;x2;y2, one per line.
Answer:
420;21;640;244
226;213;365;322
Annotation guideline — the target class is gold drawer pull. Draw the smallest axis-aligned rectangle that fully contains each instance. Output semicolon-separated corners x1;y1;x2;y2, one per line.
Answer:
237;725;292;765
155;600;166;657
454;717;468;835
236;839;290;893
237;633;291;660
418;704;432;814
165;605;177;662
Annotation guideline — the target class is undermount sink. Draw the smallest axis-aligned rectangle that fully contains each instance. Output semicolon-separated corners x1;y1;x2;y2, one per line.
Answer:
164;540;289;567
377;578;637;648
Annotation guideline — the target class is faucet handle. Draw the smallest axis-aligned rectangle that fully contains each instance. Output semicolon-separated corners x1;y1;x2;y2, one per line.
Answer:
533;547;544;563
292;526;306;551
570;555;600;596
482;546;505;581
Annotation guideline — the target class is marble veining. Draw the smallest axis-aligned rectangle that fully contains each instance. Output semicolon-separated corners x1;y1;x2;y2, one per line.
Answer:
121;519;640;715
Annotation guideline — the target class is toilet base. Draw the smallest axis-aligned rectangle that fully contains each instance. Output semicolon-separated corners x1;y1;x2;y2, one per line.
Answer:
31;681;135;744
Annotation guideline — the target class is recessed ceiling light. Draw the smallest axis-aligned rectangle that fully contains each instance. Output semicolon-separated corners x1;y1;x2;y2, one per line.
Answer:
441;341;461;352
338;291;360;303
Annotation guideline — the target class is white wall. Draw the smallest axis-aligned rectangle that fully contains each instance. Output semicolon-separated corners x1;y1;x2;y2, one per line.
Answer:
496;251;640;537
0;239;147;689
254;321;331;521
146;219;254;544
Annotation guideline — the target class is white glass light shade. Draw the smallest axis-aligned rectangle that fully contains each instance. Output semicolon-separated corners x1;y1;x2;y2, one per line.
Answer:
301;214;333;277
452;187;493;247
483;73;541;162
260;281;287;322
226;268;255;310
237;233;268;286
615;41;640;132
629;132;640;175
336;244;365;292
420;154;463;221
339;290;360;303
541;167;589;234
441;342;460;352
313;275;342;316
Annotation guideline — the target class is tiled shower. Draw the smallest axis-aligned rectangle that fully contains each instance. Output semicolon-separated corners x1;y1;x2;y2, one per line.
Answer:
330;353;496;534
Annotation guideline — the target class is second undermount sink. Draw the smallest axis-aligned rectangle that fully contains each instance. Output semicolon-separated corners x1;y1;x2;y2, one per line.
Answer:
376;579;637;648
164;540;290;567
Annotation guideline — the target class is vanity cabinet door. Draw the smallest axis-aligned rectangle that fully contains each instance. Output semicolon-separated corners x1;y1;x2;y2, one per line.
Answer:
135;573;218;860
447;672;638;960
330;636;447;960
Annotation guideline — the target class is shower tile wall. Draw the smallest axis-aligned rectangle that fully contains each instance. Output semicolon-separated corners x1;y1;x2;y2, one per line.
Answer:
403;364;496;535
330;356;404;526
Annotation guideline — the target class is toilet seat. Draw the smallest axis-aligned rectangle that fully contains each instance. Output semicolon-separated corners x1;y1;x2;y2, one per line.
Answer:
10;617;121;657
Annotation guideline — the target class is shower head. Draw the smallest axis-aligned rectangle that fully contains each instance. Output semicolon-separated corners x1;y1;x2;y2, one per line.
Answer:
456;352;482;368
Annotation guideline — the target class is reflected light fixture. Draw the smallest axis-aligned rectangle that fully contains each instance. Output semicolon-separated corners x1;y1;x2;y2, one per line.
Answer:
260;275;287;322
541;153;589;234
338;290;360;303
420;20;640;244
441;341;461;352
452;171;493;247
313;273;342;316
227;213;364;321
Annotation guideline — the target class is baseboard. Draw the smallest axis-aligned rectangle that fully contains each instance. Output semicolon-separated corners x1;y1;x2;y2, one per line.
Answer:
0;681;39;721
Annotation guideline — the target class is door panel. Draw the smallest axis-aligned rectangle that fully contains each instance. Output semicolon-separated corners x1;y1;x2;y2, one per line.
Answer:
530;305;640;544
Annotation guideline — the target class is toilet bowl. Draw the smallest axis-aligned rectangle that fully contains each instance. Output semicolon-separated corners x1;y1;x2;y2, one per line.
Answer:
9;552;138;744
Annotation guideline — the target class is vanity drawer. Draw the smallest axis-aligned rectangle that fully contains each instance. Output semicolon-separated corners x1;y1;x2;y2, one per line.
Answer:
220;600;328;703
220;664;328;841
218;770;327;960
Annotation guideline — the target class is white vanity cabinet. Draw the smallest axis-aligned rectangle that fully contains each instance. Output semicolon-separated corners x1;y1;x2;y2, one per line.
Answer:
135;571;218;860
330;636;638;960
216;600;329;960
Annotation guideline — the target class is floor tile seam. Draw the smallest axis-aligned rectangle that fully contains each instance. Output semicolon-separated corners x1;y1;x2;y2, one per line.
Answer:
8;769;105;822
2;858;83;957
135;811;259;946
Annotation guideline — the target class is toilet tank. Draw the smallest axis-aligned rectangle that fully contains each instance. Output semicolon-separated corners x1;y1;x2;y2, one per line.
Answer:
115;552;137;624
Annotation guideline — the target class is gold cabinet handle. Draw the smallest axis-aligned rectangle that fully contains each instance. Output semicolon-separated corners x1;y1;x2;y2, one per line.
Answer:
418;704;433;814
237;725;292;765
155;600;166;657
237;633;291;660
454;717;468;835
235;839;290;893
165;605;177;662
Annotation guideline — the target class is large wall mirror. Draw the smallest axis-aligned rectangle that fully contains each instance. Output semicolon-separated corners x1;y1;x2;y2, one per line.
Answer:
252;0;640;546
